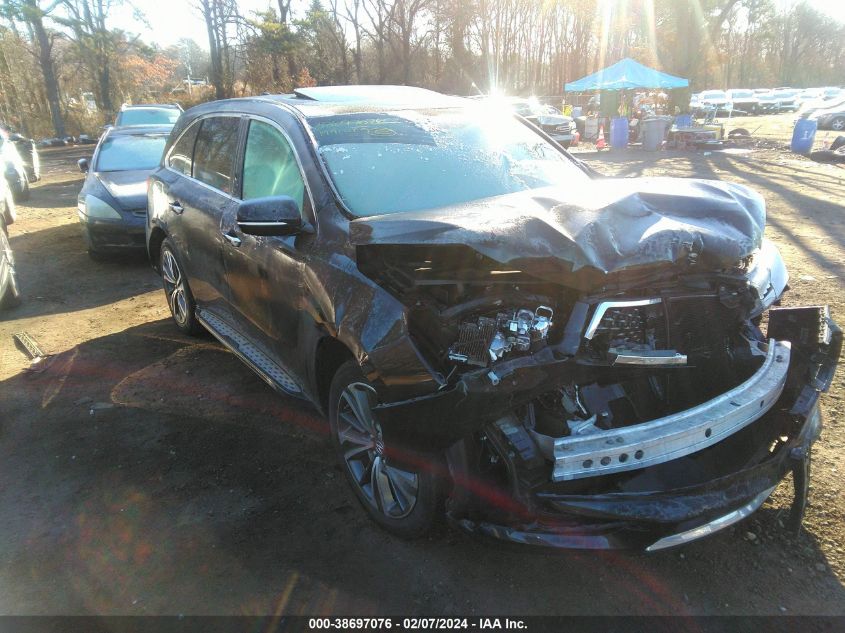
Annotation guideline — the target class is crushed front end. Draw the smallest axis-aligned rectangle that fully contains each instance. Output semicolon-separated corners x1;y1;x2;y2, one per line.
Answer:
356;233;840;551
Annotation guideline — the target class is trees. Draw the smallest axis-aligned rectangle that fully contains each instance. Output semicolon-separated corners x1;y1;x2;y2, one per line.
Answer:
0;0;843;139
196;0;238;99
2;0;66;136
58;0;117;115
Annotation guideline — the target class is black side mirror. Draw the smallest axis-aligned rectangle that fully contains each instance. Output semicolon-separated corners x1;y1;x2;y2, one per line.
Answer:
236;195;309;236
78;158;89;173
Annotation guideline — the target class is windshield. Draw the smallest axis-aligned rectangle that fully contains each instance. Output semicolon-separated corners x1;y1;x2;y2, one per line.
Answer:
310;108;588;217
117;108;180;126
95;134;168;172
701;91;726;99
730;90;753;98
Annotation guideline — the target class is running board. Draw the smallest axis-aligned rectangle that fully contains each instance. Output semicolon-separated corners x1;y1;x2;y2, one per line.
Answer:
197;308;304;398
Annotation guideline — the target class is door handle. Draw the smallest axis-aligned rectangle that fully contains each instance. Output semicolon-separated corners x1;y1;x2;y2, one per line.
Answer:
168;200;184;214
223;231;242;247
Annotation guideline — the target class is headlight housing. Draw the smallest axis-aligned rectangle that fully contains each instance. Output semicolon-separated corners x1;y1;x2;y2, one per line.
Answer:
747;239;789;317
79;194;122;220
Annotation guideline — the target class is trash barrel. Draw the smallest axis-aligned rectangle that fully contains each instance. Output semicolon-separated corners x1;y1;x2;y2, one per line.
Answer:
610;117;629;149
642;117;669;151
791;119;817;154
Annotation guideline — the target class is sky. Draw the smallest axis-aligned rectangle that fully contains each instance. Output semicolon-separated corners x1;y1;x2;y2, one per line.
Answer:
110;0;845;50
109;0;292;50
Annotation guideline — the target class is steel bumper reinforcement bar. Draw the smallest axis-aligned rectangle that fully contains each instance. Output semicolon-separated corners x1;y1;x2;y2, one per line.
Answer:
553;339;791;481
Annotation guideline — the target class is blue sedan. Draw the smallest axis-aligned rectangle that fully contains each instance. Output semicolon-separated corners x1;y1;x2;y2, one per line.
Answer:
77;125;171;259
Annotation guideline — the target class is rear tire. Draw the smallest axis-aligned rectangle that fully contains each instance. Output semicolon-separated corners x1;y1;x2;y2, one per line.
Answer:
830;116;845;132
328;360;443;538
160;238;203;336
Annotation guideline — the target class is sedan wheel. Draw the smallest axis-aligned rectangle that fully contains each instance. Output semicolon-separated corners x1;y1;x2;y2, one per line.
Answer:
831;117;845;131
329;360;443;538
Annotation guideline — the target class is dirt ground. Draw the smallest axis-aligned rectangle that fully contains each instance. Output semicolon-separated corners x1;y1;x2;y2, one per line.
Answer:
1;114;844;616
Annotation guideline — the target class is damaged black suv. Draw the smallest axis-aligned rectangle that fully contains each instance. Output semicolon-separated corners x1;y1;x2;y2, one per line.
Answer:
147;86;840;550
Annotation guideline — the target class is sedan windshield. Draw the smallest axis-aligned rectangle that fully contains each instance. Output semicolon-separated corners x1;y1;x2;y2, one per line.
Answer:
310;108;589;217
96;134;168;172
117;108;180;126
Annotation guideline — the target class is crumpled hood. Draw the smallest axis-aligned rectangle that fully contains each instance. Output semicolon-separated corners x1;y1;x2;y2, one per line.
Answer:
349;177;766;284
95;170;152;210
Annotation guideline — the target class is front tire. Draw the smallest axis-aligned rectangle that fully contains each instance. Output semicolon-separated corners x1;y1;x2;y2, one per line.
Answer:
160;238;203;336
329;360;443;538
830;116;845;132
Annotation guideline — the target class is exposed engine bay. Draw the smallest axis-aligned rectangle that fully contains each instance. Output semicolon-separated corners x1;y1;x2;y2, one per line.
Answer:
447;305;554;366
358;236;807;487
440;292;765;445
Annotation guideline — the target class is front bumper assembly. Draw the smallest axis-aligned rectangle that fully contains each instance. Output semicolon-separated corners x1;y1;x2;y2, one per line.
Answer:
428;307;842;551
553;340;789;481
449;306;839;550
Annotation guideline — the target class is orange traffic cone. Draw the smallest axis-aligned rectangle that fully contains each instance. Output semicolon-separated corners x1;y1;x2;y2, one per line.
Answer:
595;124;606;150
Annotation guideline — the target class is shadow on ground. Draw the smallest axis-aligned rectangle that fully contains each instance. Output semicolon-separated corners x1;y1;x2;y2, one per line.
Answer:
1;222;155;323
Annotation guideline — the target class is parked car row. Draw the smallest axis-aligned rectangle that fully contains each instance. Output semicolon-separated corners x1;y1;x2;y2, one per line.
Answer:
690;86;842;116
7;89;842;557
1;103;183;309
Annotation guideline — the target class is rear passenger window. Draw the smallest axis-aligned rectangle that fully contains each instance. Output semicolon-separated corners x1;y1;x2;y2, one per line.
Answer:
168;121;199;176
192;117;240;194
242;120;305;210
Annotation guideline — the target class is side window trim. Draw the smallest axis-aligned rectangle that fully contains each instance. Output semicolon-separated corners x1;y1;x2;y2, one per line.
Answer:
240;114;316;223
163;113;244;200
165;119;200;174
191;116;241;195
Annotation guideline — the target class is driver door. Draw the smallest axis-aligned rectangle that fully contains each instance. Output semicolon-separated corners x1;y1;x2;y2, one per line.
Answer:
221;118;310;378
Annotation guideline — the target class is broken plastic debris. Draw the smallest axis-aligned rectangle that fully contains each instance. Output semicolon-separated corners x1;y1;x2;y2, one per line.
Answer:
12;331;53;372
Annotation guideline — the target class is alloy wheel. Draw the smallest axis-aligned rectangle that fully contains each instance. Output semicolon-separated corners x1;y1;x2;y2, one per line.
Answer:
832;117;845;131
336;382;419;519
161;249;189;326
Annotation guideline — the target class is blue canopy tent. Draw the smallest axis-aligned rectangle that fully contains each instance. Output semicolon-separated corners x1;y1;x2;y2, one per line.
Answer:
565;58;688;92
